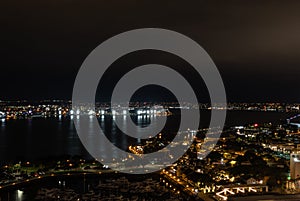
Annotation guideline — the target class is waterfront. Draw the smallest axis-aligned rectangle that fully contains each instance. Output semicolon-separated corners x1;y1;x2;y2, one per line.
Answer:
0;172;178;201
0;110;293;163
0;110;297;201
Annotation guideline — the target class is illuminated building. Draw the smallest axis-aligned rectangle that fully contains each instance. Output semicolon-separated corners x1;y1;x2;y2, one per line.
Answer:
290;145;300;180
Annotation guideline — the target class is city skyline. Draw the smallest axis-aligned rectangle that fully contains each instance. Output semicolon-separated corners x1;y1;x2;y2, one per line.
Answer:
2;1;300;200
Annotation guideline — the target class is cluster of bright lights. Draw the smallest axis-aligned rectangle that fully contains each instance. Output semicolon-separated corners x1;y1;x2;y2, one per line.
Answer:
216;186;263;200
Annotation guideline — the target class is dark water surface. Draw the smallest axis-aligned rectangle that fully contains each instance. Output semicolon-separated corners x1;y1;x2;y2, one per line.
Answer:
0;110;292;163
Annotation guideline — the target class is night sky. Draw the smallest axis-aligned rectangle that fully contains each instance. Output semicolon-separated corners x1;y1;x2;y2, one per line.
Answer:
1;0;300;102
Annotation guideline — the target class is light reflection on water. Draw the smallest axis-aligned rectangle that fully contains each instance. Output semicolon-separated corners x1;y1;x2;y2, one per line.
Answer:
0;110;292;163
0;189;23;201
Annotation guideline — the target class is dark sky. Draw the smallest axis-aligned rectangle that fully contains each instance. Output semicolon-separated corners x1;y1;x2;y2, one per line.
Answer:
1;0;300;102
